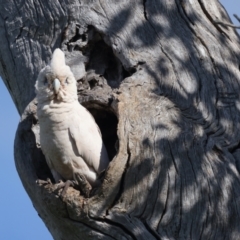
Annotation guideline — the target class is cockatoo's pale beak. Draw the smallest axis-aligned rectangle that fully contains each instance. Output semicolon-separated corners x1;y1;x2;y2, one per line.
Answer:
53;78;60;94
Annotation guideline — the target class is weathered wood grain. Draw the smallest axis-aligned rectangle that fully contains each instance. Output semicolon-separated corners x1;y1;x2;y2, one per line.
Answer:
2;0;240;239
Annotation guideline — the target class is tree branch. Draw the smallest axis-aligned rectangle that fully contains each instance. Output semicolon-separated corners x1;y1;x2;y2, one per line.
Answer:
214;14;240;29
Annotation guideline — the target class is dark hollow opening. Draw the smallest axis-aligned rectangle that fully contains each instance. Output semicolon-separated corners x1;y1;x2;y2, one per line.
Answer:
86;40;130;89
66;25;132;89
83;103;118;161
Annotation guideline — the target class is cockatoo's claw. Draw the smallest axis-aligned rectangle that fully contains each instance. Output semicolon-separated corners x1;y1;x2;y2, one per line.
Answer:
52;180;72;197
36;179;41;185
55;173;92;198
74;173;92;198
47;178;52;184
59;180;74;198
54;180;66;189
36;178;53;186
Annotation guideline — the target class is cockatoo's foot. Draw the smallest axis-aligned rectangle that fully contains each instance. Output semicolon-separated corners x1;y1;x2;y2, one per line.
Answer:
53;174;92;198
36;178;75;197
74;173;92;198
53;180;75;198
36;175;93;198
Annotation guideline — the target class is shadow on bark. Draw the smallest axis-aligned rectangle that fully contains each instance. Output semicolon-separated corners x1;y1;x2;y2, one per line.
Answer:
10;0;240;239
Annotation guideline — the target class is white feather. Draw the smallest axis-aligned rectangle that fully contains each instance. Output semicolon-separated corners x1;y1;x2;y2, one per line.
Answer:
50;48;66;74
35;49;109;186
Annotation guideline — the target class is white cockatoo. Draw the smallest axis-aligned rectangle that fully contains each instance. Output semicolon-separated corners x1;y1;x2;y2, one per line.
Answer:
35;49;109;194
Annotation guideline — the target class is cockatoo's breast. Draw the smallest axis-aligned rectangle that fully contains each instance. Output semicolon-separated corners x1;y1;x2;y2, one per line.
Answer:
37;100;107;183
38;100;77;175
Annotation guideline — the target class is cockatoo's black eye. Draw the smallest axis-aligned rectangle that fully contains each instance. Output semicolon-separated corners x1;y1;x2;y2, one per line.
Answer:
65;78;69;84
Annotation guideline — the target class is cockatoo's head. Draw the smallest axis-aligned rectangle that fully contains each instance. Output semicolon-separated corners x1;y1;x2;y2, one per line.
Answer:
35;49;78;103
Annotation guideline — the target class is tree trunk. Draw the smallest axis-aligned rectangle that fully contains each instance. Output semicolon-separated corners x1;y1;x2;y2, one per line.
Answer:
1;0;240;239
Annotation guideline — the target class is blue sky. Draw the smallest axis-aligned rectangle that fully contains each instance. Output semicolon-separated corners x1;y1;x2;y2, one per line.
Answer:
0;1;239;239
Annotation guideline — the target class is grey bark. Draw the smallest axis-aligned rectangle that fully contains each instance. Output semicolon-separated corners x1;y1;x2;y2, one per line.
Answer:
1;0;240;239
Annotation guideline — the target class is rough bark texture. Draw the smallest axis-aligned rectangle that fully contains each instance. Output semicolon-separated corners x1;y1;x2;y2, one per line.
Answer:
1;0;240;239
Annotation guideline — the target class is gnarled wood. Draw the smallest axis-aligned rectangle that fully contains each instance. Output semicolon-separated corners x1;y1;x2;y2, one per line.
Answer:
2;0;240;239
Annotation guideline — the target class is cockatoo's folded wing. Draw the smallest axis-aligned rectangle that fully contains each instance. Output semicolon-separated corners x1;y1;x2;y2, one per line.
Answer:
68;106;106;173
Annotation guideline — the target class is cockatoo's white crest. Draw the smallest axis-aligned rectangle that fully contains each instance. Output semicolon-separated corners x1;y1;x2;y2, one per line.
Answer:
50;48;66;75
